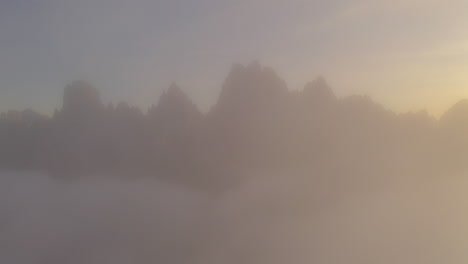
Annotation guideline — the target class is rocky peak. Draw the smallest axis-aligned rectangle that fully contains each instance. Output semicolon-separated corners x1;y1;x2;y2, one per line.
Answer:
303;76;336;104
440;99;468;132
149;83;201;124
61;81;104;120
214;62;288;114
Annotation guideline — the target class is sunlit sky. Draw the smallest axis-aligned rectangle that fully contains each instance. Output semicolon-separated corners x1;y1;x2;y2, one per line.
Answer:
1;0;468;117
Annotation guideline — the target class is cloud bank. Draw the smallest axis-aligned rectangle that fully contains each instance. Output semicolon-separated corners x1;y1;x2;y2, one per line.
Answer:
1;170;468;264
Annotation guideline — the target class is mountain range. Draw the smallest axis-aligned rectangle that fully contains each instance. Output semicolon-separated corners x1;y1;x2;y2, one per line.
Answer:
0;63;466;191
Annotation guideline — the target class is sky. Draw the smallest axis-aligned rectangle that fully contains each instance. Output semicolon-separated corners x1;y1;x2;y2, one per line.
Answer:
1;0;468;117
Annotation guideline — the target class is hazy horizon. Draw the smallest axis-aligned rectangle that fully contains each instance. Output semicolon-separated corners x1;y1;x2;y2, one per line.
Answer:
2;0;468;116
0;62;466;120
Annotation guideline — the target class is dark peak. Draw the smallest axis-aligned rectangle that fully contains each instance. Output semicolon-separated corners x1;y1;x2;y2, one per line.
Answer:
159;83;193;108
149;83;201;119
303;76;336;103
165;82;186;100
64;81;101;101
440;99;468;128
224;61;287;88
445;99;468;114
62;81;103;118
306;75;328;90
216;62;288;111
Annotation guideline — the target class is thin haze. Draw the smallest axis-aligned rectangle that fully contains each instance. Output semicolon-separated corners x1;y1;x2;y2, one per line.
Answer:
1;0;468;116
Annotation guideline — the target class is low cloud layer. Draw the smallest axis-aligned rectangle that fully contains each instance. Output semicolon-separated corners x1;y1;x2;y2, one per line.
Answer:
1;170;468;264
0;171;208;263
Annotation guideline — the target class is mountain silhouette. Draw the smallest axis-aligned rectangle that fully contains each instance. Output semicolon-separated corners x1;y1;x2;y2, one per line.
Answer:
302;76;337;106
0;62;466;190
59;81;104;121
440;99;468;132
214;62;288;119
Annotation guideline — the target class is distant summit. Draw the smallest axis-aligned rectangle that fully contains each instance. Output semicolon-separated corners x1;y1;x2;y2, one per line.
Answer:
60;81;104;120
214;62;288;116
151;83;200;117
440;99;468;143
149;83;202;126
303;76;337;104
2;62;468;189
440;99;468;127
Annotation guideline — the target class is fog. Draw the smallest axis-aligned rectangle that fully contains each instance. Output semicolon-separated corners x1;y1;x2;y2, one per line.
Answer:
1;170;468;263
2;63;468;263
0;171;207;263
3;0;468;262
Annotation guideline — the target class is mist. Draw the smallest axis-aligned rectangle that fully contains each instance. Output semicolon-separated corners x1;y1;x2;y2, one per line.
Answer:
0;171;208;263
1;169;468;264
2;63;468;263
3;0;468;261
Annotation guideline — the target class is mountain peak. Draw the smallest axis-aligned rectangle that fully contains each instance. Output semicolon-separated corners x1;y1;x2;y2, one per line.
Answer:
61;81;104;120
440;99;468;130
215;62;288;113
303;76;336;104
149;84;201;121
159;84;193;108
165;83;186;100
